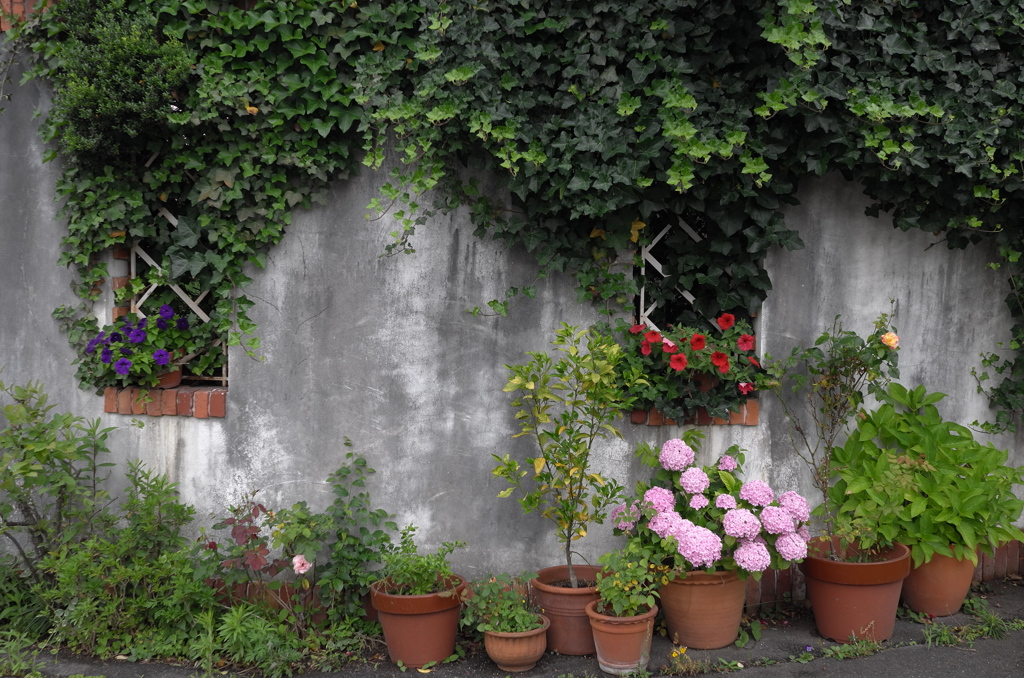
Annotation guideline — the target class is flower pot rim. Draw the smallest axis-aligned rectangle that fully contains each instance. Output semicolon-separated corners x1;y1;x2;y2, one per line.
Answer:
584;599;659;623
371;574;466;599
801;542;910;586
531;564;600;595
665;569;741;584
370;575;466;614
483;613;551;639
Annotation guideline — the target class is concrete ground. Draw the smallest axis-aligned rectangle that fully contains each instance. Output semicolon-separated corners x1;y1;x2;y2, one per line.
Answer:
15;579;1024;678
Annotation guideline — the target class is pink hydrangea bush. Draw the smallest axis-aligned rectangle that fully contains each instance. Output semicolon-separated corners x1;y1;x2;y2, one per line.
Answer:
613;435;811;579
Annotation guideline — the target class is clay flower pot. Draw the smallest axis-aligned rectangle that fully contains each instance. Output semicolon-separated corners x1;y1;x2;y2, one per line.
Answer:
370;575;466;668
483;614;550;672
531;564;600;655
801;541;910;643
585;600;658;676
902;552;976;617
658;570;746;649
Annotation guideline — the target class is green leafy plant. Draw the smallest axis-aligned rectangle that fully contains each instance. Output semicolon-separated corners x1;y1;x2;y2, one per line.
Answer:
460;572;543;636
492;323;633;587
594;540;660;618
377;525;465;596
0;630;44;678
831;383;1024;567
612;314;763;421
758;313;900;552
0;378;116;585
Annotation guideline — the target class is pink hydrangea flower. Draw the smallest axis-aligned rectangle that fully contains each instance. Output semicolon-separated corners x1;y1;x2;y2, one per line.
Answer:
715;494;737;509
739;480;774;507
759;505;796;535
611;502;641;531
717;455;738;472
292;554;312;575
778;490;811;522
689;494;709;510
776;532;808;562
798;525;811;541
648;510;687;540
723;508;762;540
644;486;676;513
734;539;771;572
679;467;710;494
676;525;723;569
659;438;695;471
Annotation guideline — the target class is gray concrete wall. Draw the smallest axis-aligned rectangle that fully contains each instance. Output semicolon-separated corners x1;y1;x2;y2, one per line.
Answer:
1;54;1021;581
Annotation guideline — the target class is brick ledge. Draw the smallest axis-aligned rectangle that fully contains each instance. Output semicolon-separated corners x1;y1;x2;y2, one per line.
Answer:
104;386;227;418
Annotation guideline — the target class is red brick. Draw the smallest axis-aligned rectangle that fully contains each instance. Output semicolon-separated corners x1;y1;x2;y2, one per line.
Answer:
712;416;729;425
1017;540;1024;576
744;399;760;425
994;544;1008;579
131;388;146;415
103;387;118;413
647;408;664;426
194;390;210;419
982;551;995;582
145;393;162;417
696;408;712;426
112;276;129;290
117;388;133;415
630;408;648;425
744;576;761;615
176;387;195;416
663;415;677;426
728;407;745;425
775;567;793;606
1007;540;1021;576
760;568;777;607
112;244;130;260
112;306;130;321
162;390;178;416
209;388;227;418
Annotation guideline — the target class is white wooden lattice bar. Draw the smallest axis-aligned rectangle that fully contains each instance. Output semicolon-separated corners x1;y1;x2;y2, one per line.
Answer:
639;215;699;331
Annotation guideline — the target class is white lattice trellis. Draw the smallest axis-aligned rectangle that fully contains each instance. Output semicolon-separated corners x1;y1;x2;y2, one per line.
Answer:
638;215;704;331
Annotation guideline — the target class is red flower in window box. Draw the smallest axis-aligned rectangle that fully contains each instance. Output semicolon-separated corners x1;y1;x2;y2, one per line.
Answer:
737;334;755;351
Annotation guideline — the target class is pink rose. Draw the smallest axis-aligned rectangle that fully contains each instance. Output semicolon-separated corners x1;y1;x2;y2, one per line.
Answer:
292;554;312;575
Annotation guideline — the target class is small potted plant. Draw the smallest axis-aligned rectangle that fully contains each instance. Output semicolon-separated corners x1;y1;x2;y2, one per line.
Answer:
370;526;467;669
832;383;1024;616
614;433;811;649
492;323;634;654
586;541;660;676
461;573;549;673
759;312;910;642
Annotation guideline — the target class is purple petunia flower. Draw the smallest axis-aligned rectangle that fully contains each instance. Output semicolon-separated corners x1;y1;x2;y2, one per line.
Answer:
659;438;695;471
114;358;133;375
85;337;101;354
739;480;774;507
176;317;190;331
156;318;169;330
153;349;171;366
110;332;123;343
159;304;175;320
120;348;133;356
137;318;148;329
101;348;113;364
128;329;147;344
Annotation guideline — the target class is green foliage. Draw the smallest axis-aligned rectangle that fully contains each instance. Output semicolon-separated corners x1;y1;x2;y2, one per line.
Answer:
595;540;659;618
758;313;900;543
0;378;116;585
378;525;465;596
832;384;1024;567
492;324;630;586
460;572;543;636
316;443;396;622
612;315;762;421
0;630;45;678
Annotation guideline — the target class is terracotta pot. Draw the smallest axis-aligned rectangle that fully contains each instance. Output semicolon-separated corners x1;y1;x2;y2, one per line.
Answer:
585;600;658;676
156;366;183;388
800;541;910;643
658;570;746;649
483;614;550;672
531;564;600;655
370;575;467;668
902;552;976;617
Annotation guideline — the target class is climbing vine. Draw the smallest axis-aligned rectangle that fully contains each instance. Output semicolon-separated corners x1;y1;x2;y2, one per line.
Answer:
7;0;1024;426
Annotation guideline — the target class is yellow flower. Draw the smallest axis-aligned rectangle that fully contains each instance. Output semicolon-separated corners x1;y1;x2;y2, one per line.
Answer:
880;331;899;349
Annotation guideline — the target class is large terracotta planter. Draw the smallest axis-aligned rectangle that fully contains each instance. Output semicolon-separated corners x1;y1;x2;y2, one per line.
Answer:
801;541;910;643
902;552;976;617
585;600;658;676
370;575;467;668
531;564;600;655
483;614;550;672
658;570;746;649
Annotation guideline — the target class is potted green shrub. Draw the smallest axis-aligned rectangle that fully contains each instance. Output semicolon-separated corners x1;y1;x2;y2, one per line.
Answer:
492;323;634;654
461;573;549;673
760;313;911;642
369;526;467;669
831;383;1024;616
586;541;660;676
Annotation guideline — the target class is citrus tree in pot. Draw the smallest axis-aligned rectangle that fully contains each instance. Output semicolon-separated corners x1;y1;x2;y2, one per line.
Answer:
460;572;549;673
369;526;467;669
832;383;1024;617
760;312;910;643
492;323;634;654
